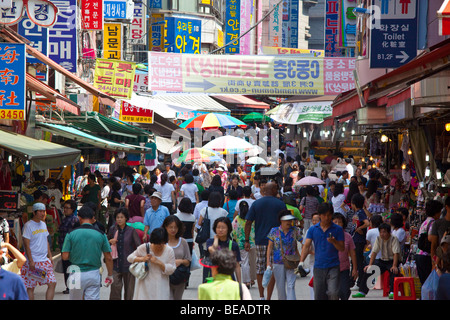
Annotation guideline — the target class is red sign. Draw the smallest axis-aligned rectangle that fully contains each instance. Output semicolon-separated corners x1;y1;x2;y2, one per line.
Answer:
119;101;154;124
81;0;103;30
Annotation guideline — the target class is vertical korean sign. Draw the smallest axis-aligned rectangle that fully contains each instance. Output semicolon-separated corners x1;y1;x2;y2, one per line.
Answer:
338;0;357;48
103;23;122;59
325;0;343;57
81;0;104;30
149;13;165;51
49;0;78;72
225;0;240;54
18;13;48;81
94;59;136;99
290;0;299;48
0;43;25;120
165;17;201;54
238;0;251;54
370;0;417;68
130;0;147;45
268;0;282;47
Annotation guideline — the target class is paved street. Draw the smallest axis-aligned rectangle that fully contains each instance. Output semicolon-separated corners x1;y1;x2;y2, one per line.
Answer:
34;246;386;301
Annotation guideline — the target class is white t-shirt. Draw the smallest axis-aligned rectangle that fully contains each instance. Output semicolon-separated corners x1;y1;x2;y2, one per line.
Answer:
46;188;63;210
366;228;382;260
181;183;199;203
331;194;347;215
22;220;49;262
234;198;255;217
160;182;175;203
200;207;228;238
392;228;406;248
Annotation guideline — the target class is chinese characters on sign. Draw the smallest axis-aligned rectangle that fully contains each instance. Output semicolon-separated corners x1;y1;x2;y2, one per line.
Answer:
120;101;154;124
164;17;201;54
0;43;25;120
103;23;122;59
225;0;240;54
81;0;103;30
370;0;417;68
130;1;146;45
94;58;136;99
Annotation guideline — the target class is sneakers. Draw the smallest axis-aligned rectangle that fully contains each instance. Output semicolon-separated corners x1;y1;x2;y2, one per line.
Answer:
352;292;366;298
350;284;360;291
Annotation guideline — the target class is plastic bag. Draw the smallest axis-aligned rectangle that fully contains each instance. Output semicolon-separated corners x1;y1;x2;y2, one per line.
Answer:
262;266;272;288
421;270;440;300
190;249;201;271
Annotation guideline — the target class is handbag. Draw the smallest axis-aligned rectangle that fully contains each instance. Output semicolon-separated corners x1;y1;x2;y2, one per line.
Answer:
195;208;210;244
129;243;150;280
279;234;300;269
169;264;191;285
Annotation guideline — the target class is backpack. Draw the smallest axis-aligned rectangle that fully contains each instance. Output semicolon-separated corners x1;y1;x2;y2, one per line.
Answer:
417;222;433;253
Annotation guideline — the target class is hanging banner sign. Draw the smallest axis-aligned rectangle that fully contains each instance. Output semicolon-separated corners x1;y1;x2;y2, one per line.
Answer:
49;0;78;73
225;0;240;54
81;0;103;30
148;51;356;96
93;58;136;99
129;0;146;45
0;43;26;120
119;101;154;124
270;101;333;125
0;0;59;27
149;13;164;52
103;23;122;59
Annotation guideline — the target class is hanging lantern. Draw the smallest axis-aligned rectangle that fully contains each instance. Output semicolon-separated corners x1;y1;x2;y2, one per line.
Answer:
446;123;450;131
380;134;388;143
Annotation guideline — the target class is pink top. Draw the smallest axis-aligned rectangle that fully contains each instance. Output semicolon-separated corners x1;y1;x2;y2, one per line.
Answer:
339;232;356;271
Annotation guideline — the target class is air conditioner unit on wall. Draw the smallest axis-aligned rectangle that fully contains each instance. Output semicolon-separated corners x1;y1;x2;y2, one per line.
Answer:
412;69;450;107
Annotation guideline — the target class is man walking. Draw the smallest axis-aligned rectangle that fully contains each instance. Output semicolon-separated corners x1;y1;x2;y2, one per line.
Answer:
21;202;57;300
245;181;286;300
299;202;345;300
61;206;113;300
142;191;170;242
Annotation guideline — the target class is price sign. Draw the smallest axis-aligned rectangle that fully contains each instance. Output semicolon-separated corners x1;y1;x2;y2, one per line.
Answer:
0;191;19;211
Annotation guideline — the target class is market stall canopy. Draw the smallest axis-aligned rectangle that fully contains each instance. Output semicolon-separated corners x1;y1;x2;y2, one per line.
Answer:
150;93;231;115
36;122;150;153
211;95;270;110
269;97;334;124
0;129;80;171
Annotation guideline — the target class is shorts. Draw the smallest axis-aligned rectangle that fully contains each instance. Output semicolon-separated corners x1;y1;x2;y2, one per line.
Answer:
255;245;273;275
21;259;56;289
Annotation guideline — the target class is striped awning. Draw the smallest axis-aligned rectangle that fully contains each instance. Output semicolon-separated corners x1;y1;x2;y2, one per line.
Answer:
438;0;450;36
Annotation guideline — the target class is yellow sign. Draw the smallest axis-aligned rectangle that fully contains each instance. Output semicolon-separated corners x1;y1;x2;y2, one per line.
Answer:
262;46;324;57
103;23;122;59
217;29;224;47
93;59;136;99
149;14;165;52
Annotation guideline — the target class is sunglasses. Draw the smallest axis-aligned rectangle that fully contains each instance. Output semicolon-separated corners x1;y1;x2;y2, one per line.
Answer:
0;0;59;27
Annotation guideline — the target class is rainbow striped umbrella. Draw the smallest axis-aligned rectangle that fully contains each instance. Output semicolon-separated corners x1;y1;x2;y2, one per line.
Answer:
174;148;221;164
179;113;247;131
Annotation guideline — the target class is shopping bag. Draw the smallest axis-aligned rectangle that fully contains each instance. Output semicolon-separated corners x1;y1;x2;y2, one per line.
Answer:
190;249;201;271
421;270;439;300
262;266;272;288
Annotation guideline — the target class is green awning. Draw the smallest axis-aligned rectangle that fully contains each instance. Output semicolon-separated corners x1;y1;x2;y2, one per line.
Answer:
0;129;81;171
63;112;151;143
37;122;150;153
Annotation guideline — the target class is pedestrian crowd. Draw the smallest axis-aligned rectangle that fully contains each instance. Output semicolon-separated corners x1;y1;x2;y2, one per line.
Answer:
1;150;450;301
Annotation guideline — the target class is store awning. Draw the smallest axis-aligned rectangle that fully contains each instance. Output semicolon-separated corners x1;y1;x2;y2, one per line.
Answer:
210;95;270;109
36;122;150;153
150;93;231;114
0;26;116;108
0;129;80;170
26;73;81;115
63;112;150;143
438;0;450;36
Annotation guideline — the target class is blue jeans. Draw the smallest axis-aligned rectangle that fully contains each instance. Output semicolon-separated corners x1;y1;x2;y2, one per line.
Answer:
272;264;297;300
313;265;340;300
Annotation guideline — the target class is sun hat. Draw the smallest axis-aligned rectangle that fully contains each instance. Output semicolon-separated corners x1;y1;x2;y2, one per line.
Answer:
32;202;46;212
150;191;163;200
280;214;297;221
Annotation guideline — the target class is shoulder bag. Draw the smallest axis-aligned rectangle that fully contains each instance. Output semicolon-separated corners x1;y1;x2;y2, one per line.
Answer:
279;232;300;269
129;242;150;280
195;208;210;244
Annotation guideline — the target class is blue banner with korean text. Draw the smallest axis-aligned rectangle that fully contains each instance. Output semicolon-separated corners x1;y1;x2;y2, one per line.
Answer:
164;17;201;54
104;1;127;19
225;0;240;54
49;0;78;73
0;43;26;120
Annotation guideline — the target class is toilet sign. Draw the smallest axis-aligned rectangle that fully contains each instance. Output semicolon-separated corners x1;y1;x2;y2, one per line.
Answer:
369;0;417;68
